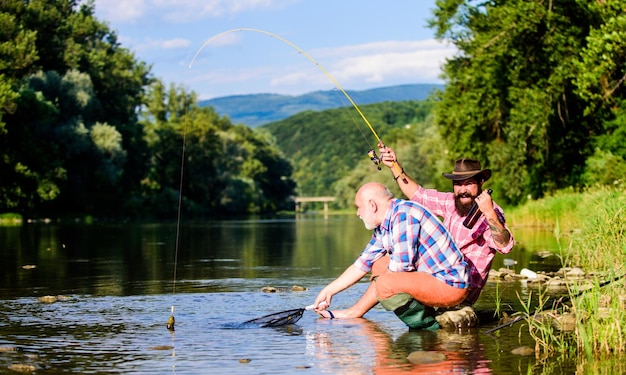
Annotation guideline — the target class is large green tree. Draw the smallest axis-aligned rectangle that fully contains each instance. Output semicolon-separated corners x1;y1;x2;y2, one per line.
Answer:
1;0;295;218
138;83;296;218
0;0;150;216
430;0;626;204
2;69;128;214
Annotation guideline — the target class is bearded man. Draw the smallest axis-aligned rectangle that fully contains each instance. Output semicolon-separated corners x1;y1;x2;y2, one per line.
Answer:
379;148;514;305
313;182;470;330
314;152;514;327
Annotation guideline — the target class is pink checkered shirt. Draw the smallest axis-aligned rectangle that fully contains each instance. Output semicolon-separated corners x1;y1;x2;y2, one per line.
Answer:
411;186;514;304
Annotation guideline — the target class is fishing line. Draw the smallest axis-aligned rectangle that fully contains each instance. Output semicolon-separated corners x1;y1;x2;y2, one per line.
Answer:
167;103;189;331
329;87;382;170
329;87;370;146
188;27;405;174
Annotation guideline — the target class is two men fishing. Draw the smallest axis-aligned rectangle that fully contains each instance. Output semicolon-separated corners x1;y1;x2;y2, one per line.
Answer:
313;148;514;329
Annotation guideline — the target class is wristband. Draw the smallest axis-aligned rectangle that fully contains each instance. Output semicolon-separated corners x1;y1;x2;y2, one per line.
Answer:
394;169;405;181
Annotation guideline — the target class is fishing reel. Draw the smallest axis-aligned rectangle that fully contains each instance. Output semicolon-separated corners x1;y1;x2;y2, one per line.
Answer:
368;149;382;170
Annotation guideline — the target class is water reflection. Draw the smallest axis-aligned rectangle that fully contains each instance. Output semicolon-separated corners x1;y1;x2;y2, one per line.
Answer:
306;318;494;374
0;217;588;374
0;217;371;299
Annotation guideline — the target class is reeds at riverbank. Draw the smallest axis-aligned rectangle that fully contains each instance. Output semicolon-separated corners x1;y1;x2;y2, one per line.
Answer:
507;187;626;362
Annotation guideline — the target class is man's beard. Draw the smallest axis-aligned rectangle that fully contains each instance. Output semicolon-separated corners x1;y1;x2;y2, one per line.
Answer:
455;192;478;217
360;215;377;230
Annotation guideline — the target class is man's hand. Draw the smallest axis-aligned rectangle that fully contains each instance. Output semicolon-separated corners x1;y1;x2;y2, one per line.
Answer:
474;190;495;216
313;290;333;313
378;143;398;169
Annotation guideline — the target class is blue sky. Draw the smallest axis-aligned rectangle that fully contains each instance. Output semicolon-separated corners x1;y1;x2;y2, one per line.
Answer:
93;1;456;100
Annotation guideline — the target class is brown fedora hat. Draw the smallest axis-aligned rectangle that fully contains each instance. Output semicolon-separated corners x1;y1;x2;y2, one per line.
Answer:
442;158;491;181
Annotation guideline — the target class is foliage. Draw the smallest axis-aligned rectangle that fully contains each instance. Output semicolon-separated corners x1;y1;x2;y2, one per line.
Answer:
429;0;626;205
0;0;295;219
581;149;626;188
136;83;296;219
509;187;626;361
0;0;148;216
3;0;626;219
507;184;624;367
262;100;438;200
507;187;583;230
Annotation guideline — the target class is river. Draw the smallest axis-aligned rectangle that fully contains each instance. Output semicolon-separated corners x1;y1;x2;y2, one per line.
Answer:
0;215;584;374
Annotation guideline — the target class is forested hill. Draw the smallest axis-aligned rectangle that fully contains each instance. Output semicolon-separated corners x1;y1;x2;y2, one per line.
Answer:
260;99;440;207
200;84;442;127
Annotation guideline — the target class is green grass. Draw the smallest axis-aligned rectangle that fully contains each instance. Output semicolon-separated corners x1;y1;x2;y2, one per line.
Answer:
507;187;584;231
507;187;626;362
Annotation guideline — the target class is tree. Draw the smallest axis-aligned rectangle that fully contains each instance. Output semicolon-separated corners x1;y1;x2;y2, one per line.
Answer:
0;0;151;217
138;83;296;218
429;0;626;204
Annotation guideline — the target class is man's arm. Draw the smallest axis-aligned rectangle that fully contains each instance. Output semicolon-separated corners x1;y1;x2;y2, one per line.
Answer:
378;144;419;199
313;264;367;311
475;191;512;248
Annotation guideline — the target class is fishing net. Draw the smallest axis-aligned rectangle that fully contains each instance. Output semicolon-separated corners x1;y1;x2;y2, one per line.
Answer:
244;308;305;327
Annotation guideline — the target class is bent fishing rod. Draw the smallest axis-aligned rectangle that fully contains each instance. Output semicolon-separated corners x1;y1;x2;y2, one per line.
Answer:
164;29;410;329
188;27;405;179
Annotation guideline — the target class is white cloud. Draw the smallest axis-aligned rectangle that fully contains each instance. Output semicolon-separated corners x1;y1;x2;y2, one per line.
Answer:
160;38;192;49
95;0;297;24
268;39;456;88
93;0;147;23
161;0;293;22
187;38;456;98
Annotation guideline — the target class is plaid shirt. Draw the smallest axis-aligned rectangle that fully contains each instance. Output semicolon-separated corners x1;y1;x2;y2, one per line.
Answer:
410;186;514;304
354;199;469;289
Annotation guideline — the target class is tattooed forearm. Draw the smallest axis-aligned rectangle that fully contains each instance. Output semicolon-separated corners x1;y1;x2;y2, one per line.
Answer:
488;218;511;247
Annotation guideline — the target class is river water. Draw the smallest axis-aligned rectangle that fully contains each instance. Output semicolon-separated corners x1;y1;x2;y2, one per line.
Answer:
0;215;584;374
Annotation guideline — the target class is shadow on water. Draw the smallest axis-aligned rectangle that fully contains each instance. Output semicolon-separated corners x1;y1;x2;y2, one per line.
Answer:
0;218;617;374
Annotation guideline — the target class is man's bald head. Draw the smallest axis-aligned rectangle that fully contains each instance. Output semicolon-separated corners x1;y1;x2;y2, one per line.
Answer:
356;182;393;204
355;182;393;230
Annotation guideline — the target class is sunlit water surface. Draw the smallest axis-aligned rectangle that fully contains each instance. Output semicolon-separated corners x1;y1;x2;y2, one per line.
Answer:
0;217;595;374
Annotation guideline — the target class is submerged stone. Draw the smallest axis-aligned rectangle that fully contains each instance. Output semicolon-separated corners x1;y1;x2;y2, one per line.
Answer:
38;296;58;303
8;364;36;372
149;345;174;350
260;286;279;293
406;351;447;364
511;346;535;356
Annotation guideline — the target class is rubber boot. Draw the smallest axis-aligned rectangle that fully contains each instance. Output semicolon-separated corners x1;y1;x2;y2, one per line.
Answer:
378;292;439;330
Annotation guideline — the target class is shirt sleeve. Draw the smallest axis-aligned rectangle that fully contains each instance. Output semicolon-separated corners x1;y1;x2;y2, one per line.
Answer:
387;210;419;272
411;186;452;218
353;231;387;272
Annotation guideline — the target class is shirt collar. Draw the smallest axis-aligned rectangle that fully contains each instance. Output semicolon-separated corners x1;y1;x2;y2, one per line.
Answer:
378;199;398;232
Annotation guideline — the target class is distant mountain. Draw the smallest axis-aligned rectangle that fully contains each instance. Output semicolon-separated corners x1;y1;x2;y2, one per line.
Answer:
199;83;443;127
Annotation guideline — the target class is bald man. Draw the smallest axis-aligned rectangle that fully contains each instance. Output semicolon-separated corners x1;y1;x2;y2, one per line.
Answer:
312;182;470;330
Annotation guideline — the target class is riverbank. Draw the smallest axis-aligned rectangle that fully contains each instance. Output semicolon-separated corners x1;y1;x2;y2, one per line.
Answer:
506;186;626;363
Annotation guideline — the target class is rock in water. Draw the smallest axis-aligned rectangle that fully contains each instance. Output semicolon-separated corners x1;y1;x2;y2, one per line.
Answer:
407;351;447;364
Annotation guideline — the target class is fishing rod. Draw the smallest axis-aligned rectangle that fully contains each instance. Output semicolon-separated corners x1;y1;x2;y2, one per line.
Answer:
188;27;404;176
485;272;626;334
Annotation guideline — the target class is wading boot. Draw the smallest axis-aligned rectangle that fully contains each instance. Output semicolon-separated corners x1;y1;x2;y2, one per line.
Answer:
378;292;439;330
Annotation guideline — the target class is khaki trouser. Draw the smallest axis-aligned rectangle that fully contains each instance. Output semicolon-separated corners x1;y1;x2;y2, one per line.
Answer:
371;255;469;308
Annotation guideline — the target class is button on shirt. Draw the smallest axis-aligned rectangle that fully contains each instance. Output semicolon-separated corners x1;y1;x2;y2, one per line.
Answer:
354;199;469;289
411;186;514;304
